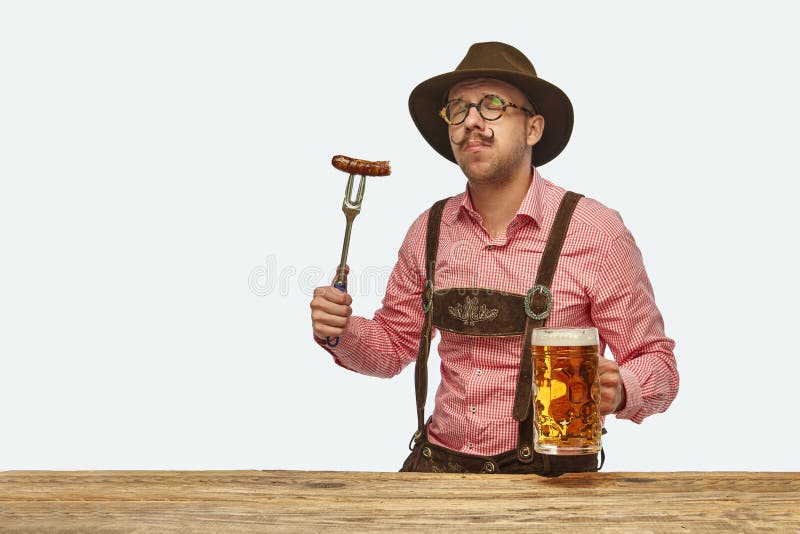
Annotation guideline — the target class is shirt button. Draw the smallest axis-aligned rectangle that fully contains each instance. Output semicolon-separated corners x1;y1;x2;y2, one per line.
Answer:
467;442;473;449
470;406;477;414
476;369;483;376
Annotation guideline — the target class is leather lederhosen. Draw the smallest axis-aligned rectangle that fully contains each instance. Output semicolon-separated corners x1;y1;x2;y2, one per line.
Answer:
400;191;605;476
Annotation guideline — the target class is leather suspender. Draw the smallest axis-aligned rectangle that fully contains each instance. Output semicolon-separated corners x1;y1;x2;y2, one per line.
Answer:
412;191;584;459
513;191;583;461
413;197;449;441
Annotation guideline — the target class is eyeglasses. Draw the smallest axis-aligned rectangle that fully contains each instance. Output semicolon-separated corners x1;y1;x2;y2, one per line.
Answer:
439;94;535;126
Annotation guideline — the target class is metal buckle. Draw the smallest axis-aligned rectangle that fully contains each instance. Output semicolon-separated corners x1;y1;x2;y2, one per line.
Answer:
524;285;552;320
408;430;423;451
421;280;434;312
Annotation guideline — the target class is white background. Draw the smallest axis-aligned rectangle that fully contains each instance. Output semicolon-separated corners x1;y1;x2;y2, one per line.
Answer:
1;1;798;472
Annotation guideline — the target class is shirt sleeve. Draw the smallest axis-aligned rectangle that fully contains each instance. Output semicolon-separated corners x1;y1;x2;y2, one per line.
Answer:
588;228;679;423
315;211;431;378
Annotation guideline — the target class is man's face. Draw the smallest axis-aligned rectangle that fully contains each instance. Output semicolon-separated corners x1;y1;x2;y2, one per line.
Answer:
446;78;543;186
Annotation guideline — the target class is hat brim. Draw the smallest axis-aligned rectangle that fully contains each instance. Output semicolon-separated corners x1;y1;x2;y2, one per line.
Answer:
408;69;573;167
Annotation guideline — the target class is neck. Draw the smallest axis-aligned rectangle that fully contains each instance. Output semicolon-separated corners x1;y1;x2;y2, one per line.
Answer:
468;165;532;239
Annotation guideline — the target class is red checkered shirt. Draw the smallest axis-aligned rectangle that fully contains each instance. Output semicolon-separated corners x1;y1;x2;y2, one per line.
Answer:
320;168;678;456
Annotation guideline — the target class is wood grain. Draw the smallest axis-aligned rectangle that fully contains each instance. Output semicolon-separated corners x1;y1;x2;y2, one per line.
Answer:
1;470;798;532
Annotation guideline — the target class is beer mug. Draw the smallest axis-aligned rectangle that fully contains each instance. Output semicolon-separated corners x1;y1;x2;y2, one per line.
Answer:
532;327;601;455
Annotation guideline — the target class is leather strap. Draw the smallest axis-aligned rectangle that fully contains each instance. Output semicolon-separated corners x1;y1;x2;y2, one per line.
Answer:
413;198;449;439
514;191;583;461
512;191;584;421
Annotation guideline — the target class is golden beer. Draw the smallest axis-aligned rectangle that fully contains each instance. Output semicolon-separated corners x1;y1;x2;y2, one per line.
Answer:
532;327;601;455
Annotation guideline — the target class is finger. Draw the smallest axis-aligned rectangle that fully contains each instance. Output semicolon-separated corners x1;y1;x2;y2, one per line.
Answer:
325;286;354;305
311;309;351;329
597;356;618;374
597;362;624;415
329;264;351;284
599;385;618;415
330;286;353;305
310;297;352;318
312;311;351;337
331;264;350;275
312;286;352;306
313;323;348;339
598;368;621;389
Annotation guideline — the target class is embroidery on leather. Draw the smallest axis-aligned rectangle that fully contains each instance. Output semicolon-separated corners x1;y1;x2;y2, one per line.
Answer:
448;296;499;326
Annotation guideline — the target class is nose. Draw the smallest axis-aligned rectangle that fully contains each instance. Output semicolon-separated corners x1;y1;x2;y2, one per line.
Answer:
461;105;486;131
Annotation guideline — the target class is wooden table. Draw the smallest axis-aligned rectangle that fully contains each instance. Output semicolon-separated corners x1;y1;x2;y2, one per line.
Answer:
1;470;798;532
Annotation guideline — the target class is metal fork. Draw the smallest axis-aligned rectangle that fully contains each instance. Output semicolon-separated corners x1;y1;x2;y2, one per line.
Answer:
326;173;365;347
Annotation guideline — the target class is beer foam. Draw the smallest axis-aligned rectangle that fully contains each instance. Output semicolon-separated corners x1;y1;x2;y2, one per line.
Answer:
531;327;597;346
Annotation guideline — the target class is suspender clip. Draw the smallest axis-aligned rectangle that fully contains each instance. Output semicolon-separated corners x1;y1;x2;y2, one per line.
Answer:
524;284;552;320
421;280;434;312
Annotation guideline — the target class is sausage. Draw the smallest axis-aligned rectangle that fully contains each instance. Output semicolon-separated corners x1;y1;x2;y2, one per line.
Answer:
331;155;391;177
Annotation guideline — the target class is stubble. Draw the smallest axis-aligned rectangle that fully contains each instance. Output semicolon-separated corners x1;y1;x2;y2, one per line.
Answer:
457;125;529;188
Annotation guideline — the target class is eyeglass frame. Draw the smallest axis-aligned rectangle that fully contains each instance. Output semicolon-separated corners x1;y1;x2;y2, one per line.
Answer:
439;94;537;126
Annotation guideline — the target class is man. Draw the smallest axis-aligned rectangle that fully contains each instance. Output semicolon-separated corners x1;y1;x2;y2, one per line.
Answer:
310;42;678;475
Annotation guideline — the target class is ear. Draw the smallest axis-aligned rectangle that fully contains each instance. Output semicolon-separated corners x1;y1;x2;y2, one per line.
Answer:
526;114;545;147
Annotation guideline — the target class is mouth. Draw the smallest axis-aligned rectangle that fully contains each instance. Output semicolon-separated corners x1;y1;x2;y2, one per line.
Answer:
461;141;489;152
461;138;493;154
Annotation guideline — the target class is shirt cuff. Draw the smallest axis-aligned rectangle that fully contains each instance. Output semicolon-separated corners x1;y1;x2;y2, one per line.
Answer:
313;319;362;371
614;366;642;421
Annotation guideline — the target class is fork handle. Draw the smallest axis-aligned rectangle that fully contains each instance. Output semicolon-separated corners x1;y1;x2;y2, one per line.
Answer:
326;280;348;348
327;216;353;348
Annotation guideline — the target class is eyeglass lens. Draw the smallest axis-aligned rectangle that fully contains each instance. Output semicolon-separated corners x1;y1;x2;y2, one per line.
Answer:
446;95;506;125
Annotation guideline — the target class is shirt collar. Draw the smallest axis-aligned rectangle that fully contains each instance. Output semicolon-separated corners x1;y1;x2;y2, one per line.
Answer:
443;166;546;228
